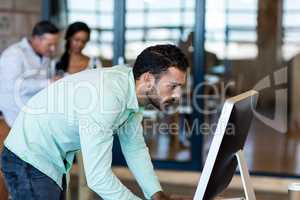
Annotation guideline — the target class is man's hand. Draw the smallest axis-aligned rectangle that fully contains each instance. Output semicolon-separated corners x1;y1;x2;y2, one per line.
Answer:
151;191;193;200
151;191;171;200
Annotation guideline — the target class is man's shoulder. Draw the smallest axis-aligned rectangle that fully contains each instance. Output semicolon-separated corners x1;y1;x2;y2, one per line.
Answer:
62;65;134;95
1;39;25;57
105;65;133;81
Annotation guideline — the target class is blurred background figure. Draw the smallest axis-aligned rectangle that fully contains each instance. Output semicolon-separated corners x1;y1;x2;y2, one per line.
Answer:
55;21;102;76
0;20;59;128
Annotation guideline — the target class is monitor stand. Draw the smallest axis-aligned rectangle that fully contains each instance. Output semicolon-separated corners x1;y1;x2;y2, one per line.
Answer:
221;150;256;200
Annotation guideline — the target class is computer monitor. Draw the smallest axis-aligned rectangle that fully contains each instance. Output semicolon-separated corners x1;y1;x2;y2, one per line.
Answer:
194;90;259;200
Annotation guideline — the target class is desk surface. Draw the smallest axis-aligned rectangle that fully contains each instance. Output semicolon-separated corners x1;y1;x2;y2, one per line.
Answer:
111;167;298;194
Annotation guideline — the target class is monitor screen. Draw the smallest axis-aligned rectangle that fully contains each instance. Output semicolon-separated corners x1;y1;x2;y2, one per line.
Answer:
194;90;258;200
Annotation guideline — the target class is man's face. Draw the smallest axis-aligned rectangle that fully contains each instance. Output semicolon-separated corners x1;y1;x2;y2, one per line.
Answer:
147;67;186;112
33;33;59;57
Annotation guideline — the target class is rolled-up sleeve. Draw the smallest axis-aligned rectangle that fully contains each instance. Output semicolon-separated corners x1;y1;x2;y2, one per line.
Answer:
118;113;162;199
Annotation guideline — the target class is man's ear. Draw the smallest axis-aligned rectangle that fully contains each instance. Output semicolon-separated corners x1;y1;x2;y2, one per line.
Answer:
142;72;156;90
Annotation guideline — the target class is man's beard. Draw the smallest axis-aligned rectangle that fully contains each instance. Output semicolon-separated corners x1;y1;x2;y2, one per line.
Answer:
162;98;179;114
146;91;162;110
145;87;179;112
146;93;179;112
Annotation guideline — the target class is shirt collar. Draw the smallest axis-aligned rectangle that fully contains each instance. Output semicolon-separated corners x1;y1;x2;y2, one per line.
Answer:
20;37;33;51
126;67;140;112
20;37;45;60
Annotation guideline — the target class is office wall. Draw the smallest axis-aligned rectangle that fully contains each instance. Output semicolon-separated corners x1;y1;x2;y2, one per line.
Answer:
0;0;41;53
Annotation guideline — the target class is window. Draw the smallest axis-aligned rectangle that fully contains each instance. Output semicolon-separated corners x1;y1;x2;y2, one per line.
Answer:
67;0;114;59
125;0;195;60
205;0;258;59
283;0;300;60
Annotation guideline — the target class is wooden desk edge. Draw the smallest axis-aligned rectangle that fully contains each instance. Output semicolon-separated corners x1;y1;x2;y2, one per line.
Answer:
111;167;297;194
70;165;296;194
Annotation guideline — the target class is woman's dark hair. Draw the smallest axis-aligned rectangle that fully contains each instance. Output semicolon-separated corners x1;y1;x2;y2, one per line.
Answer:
56;22;91;73
133;44;189;80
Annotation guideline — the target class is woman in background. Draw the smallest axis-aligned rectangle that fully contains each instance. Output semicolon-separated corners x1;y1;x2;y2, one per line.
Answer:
56;21;101;200
56;21;101;75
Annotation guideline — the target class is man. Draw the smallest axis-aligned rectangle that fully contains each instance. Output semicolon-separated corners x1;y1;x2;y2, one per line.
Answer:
0;21;59;199
1;44;190;200
0;20;60;128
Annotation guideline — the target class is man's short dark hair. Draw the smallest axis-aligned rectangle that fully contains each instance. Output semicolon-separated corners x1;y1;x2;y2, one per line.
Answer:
133;44;189;80
32;21;59;36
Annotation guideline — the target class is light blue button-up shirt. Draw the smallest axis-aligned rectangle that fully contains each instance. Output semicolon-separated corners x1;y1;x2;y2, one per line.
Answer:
4;65;162;200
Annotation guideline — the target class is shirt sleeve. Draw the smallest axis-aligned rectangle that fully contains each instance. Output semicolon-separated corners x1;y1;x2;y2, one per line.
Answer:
0;48;48;126
78;89;142;200
118;113;162;199
0;48;49;98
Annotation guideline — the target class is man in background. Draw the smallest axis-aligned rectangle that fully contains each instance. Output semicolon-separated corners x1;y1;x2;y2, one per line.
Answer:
0;20;59;128
0;20;60;199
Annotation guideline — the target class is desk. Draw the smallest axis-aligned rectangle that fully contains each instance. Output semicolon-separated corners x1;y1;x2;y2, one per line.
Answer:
112;167;294;199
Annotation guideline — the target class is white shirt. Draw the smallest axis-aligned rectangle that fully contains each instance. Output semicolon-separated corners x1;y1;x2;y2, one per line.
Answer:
0;38;51;127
